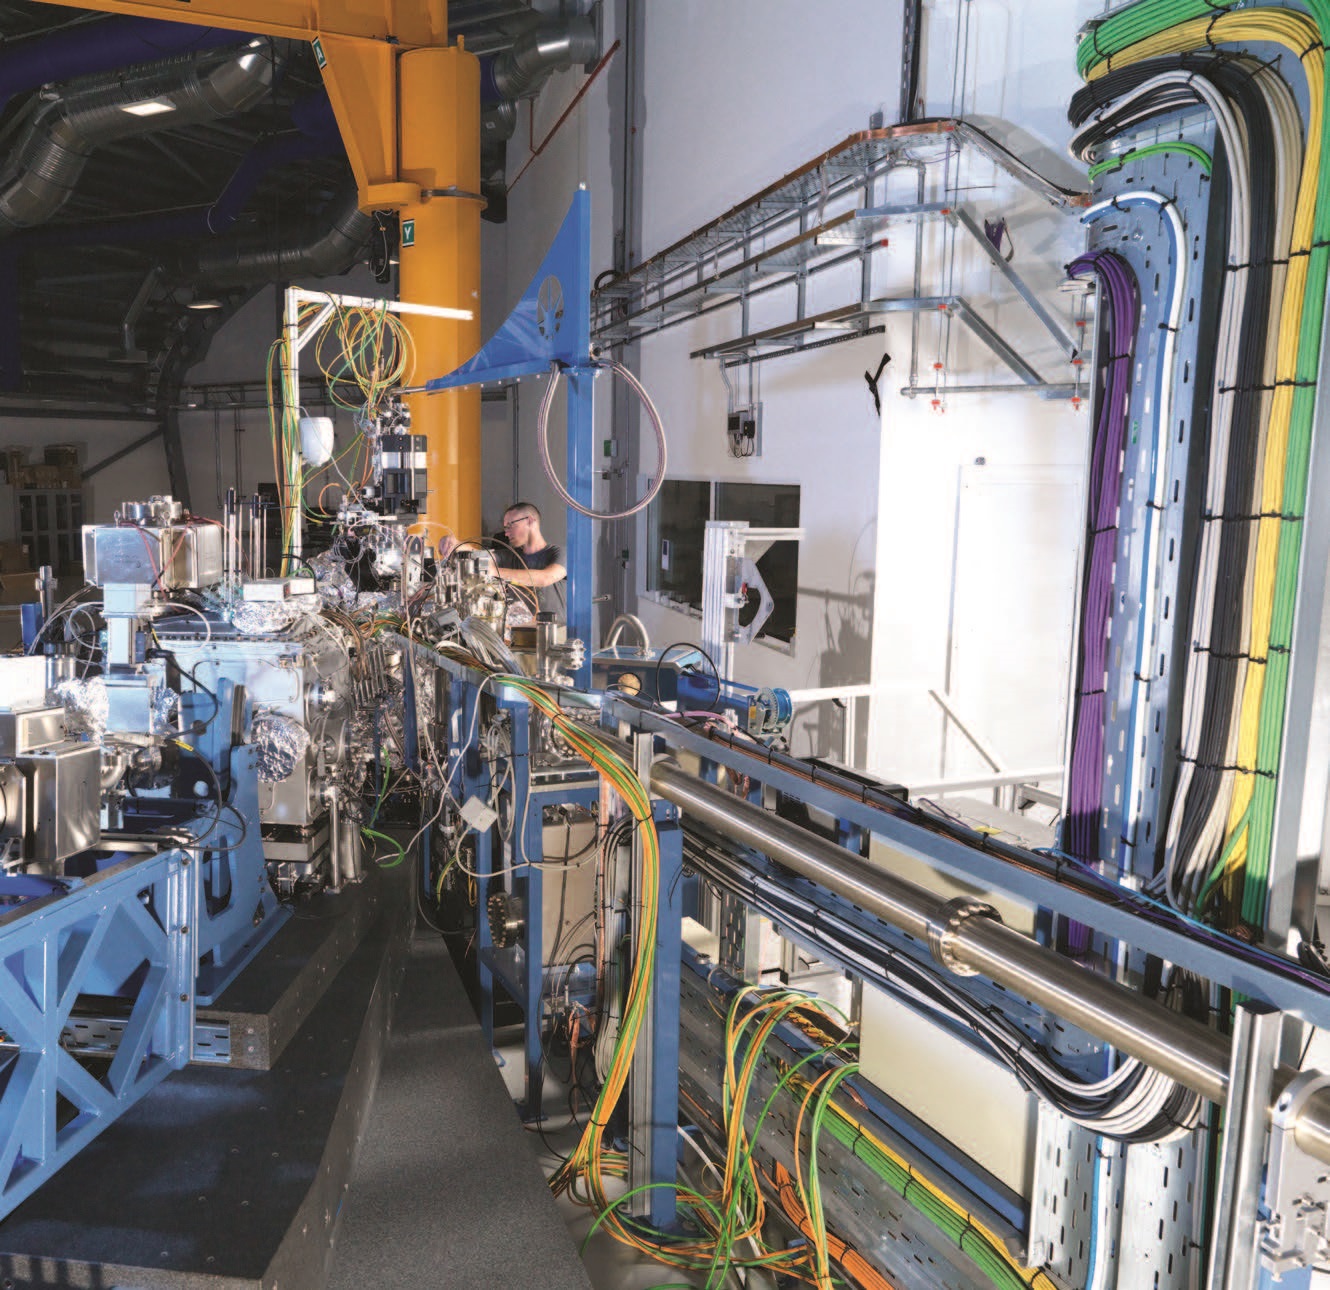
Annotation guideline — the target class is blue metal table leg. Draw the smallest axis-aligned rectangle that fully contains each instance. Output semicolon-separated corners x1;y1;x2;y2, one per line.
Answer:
649;803;683;1227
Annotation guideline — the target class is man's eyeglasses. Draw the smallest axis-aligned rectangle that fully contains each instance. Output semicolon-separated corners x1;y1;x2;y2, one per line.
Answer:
503;515;533;531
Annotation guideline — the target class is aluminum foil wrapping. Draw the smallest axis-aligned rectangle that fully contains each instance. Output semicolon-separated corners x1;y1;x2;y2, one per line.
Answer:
52;677;108;738
311;551;356;606
347;678;407;770
231;593;321;636
153;686;180;735
251;713;311;782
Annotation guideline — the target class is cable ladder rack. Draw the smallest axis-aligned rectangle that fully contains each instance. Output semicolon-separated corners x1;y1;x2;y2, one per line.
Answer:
592;118;1086;394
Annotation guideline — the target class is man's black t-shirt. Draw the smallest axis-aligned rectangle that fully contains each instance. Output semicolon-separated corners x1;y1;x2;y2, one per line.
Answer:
492;539;565;617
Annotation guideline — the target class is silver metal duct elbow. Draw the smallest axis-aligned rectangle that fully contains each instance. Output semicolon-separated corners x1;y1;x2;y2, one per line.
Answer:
482;100;519;144
602;613;650;655
491;17;598;101
192;188;373;287
0;39;280;236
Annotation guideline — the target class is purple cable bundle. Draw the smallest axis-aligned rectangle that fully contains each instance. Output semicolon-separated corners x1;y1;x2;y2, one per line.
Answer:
1064;251;1139;947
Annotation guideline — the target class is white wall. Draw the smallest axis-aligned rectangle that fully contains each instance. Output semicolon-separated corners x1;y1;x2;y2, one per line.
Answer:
0;416;170;529
500;0;1102;776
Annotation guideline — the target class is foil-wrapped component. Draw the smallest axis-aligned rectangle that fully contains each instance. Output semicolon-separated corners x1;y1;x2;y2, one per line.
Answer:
153;686;180;734
311;551;356;606
351;590;394;615
52;676;109;738
251;713;311;782
231;593;321;636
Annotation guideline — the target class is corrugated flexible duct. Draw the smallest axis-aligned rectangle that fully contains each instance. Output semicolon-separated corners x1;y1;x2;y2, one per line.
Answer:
190;186;373;287
0;37;281;236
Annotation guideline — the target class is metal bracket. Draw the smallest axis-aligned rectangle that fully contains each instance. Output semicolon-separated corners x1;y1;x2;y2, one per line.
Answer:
926;896;1001;976
1263;1068;1330;1274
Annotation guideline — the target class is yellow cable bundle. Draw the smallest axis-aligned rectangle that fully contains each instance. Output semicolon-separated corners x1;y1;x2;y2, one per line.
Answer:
1089;9;1324;893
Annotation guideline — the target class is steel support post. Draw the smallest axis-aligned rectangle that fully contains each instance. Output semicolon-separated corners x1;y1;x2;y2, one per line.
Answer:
622;731;683;1226
1267;283;1330;945
1206;1004;1282;1290
565;368;595;687
503;693;545;1120
463;681;497;1054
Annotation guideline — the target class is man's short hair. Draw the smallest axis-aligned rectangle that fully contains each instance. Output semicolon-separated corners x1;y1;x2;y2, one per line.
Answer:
504;501;540;522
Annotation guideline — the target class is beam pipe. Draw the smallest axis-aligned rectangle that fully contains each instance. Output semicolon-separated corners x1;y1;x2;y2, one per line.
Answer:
627;751;1330;1163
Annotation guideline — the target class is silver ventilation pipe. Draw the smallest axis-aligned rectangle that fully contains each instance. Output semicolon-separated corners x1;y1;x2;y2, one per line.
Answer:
191;187;372;287
482;100;519;144
490;17;598;101
0;39;281;236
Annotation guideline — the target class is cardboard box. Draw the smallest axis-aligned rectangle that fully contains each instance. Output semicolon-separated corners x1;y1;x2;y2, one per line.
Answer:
0;447;24;485
43;445;79;469
0;570;38;605
0;541;28;573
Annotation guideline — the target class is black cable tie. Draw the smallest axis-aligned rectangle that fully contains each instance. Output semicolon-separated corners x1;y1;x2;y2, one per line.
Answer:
1158;321;1179;334
1175;753;1277;779
1300;38;1324;62
1089;522;1119;537
1191;643;1275;664
1200;509;1305;523
1204;14;1221;50
1107;350;1132;363
1079;686;1107;697
1133;670;1152;683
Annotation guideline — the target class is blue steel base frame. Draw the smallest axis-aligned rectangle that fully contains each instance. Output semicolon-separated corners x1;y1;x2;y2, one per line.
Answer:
0;849;196;1221
402;637;685;1224
423;189;597;686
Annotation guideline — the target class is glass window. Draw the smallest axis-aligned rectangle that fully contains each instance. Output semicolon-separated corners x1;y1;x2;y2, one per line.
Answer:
645;479;800;645
716;483;800;644
646;479;710;610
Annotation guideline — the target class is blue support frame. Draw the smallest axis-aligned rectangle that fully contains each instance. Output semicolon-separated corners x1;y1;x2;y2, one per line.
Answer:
0;849;196;1221
425;189;596;686
648;799;683;1227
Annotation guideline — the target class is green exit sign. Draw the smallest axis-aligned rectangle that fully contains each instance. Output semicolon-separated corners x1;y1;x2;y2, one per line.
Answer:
401;219;416;248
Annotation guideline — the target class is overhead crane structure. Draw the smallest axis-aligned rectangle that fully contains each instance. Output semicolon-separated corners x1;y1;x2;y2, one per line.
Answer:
41;0;484;542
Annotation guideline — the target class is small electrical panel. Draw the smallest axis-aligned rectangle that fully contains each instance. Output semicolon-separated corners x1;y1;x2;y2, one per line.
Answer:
726;403;762;458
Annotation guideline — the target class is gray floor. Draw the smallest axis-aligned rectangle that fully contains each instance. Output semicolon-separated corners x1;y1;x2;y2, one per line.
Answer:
328;932;594;1289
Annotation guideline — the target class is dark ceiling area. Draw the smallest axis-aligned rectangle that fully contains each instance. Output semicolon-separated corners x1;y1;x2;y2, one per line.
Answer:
0;1;593;416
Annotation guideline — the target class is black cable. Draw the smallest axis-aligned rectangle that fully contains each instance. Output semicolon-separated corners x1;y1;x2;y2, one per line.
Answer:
655;641;723;712
1071;54;1277;902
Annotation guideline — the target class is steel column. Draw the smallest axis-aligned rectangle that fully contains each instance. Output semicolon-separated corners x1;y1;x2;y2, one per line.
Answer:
1207;1004;1282;1290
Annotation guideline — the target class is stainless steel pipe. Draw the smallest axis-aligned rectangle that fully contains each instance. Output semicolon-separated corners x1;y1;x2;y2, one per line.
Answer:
628;750;1330;1164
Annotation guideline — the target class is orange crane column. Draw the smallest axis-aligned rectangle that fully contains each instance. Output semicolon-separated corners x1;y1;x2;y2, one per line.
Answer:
398;44;483;543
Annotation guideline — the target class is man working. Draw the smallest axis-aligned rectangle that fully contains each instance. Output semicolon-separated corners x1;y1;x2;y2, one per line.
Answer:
491;502;566;617
439;502;567;620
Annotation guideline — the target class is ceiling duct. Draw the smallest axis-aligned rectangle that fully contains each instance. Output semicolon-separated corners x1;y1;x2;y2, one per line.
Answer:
190;186;373;287
483;16;598;101
0;37;281;236
0;17;247;119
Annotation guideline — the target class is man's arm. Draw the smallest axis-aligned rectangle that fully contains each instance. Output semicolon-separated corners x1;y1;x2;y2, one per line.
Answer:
497;562;566;588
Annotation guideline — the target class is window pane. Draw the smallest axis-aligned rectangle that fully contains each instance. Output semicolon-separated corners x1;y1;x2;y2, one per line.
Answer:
714;483;800;644
646;479;710;611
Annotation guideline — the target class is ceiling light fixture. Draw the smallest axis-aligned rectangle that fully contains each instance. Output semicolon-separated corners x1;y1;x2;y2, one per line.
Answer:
187;299;224;311
121;99;176;117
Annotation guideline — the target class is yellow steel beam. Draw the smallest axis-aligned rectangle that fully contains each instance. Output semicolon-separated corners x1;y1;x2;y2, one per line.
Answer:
38;0;452;195
36;0;446;47
42;0;483;535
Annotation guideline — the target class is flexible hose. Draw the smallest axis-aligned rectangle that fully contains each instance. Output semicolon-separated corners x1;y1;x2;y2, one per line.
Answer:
537;359;668;519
